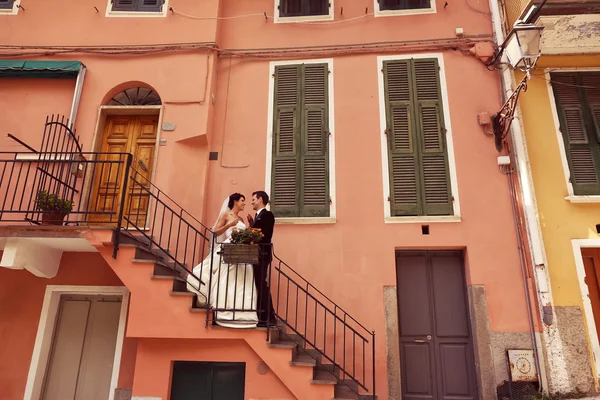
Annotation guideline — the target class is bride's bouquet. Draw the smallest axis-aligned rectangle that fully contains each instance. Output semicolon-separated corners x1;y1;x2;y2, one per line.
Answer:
230;227;264;245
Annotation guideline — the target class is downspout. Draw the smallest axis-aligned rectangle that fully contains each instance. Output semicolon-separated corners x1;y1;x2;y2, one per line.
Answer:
487;0;553;392
68;63;87;130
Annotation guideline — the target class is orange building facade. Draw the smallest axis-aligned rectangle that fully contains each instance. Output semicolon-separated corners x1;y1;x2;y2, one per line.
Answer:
0;0;553;399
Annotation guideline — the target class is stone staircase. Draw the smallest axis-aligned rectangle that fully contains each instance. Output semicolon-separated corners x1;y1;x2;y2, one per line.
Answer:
102;230;374;400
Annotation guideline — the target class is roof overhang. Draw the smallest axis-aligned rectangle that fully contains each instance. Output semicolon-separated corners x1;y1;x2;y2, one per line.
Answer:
518;0;600;22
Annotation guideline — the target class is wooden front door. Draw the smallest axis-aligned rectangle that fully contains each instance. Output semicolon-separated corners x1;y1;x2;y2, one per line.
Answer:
395;251;478;400
582;248;600;342
89;115;158;226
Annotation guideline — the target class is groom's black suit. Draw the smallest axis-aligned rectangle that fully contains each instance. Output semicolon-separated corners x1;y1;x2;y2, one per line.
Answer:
251;209;276;324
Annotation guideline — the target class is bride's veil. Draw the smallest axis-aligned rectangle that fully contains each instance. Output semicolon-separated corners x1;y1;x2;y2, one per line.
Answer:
209;196;231;249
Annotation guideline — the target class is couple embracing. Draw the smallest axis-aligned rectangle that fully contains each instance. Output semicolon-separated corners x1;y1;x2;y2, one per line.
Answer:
186;191;277;329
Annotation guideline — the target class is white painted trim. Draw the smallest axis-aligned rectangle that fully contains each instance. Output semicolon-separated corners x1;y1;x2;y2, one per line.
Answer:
276;217;336;225
0;0;20;15
374;0;436;17
376;53;461;220
69;65;87;128
264;58;336;221
105;0;169;17
565;195;600;204
571;240;600;382
273;0;334;23
545;67;600;198
23;285;129;400
385;215;461;224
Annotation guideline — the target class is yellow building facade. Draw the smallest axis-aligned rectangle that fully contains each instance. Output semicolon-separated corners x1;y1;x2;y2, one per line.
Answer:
506;0;600;390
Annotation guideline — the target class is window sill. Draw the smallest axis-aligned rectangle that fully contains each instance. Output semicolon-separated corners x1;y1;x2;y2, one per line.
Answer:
565;195;600;204
274;13;334;24
0;7;18;15
275;217;336;225
106;10;167;18
375;7;436;17
385;215;461;224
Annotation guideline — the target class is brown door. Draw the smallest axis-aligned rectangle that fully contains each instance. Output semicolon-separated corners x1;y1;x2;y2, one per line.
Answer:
89;115;158;226
395;251;478;400
582;249;600;342
41;296;121;400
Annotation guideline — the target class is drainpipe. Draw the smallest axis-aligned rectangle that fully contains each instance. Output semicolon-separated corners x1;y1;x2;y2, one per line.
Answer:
487;0;553;392
68;63;87;130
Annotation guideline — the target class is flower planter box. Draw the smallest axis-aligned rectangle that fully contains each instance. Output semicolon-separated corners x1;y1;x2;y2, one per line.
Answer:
221;244;260;265
41;211;68;226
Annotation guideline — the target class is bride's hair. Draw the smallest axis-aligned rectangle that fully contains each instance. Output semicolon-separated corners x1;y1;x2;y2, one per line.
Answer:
227;193;245;210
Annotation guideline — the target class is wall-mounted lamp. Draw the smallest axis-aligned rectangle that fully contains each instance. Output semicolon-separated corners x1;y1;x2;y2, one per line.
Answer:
487;22;544;152
502;23;544;72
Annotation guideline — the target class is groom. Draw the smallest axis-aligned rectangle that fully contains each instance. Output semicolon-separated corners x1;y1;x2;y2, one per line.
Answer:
247;190;276;327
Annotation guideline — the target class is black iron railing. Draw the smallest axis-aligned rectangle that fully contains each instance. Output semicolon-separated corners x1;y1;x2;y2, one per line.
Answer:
0;151;131;225
0;148;376;397
269;253;376;397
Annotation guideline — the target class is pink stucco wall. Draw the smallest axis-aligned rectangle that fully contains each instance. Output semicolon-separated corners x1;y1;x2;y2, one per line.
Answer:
0;252;136;400
0;0;533;397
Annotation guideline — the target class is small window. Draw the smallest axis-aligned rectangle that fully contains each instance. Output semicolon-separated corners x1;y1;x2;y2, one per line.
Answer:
279;0;330;18
379;0;431;10
111;0;164;13
0;0;16;11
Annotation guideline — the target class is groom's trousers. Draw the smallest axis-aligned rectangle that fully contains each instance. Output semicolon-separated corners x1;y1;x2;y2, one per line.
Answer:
253;260;276;323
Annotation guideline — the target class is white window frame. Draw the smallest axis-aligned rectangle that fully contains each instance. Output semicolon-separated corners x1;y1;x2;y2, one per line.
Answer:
273;0;334;24
105;0;169;18
23;285;130;400
265;58;336;225
374;0;436;17
377;53;461;224
571;239;600;382
0;0;20;15
545;67;600;204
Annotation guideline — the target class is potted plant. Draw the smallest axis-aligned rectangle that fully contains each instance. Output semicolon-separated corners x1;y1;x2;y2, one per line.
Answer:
221;227;263;264
35;190;74;226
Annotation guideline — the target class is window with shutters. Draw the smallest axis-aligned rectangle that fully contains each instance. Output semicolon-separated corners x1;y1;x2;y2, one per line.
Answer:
276;0;333;22
269;62;332;219
0;0;18;13
109;0;165;14
382;58;454;217
375;0;435;16
551;72;600;196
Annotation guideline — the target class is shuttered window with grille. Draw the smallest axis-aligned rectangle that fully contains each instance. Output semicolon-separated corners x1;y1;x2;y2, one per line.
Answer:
111;0;163;12
0;0;15;10
551;72;600;195
383;58;453;216
271;64;330;218
279;0;330;17
379;0;432;10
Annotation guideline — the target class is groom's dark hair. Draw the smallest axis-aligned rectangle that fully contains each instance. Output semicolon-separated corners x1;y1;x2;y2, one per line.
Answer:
252;191;269;205
228;193;245;209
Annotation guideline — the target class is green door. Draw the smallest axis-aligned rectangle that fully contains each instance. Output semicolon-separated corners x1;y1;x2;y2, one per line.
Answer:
170;362;245;400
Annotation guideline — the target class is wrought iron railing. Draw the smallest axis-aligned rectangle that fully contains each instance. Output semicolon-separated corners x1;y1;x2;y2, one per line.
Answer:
269;253;376;397
0;148;376;397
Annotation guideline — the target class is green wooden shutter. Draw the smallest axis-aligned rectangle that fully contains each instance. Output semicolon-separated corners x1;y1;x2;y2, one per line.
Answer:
300;64;329;217
271;66;301;217
413;59;453;215
384;60;421;216
551;73;600;195
583;74;600;143
112;0;136;11
0;0;15;10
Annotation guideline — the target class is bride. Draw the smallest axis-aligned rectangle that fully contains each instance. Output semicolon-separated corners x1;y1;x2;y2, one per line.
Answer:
186;193;258;328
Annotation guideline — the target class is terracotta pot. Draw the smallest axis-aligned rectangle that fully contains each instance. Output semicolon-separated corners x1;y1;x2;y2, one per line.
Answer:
41;211;67;226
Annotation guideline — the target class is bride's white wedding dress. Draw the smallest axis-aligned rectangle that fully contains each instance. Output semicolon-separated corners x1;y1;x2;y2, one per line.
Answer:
186;220;258;329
